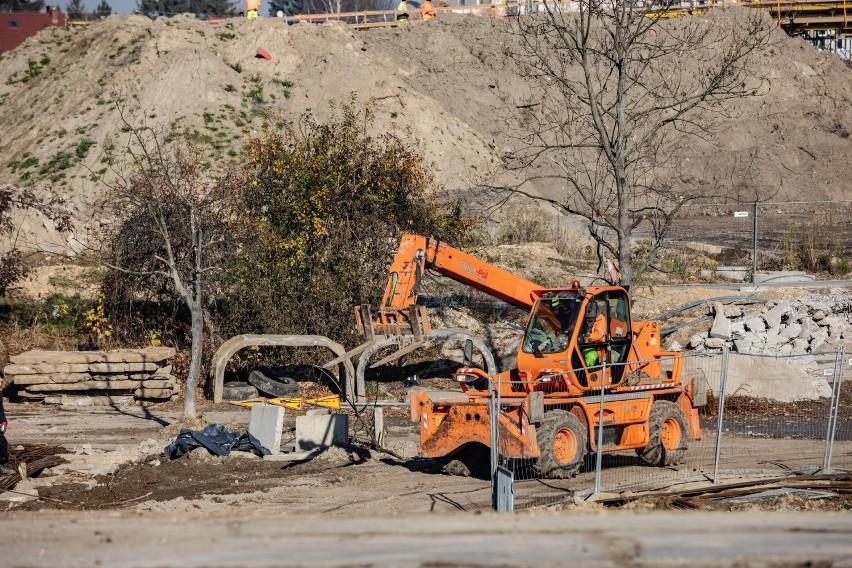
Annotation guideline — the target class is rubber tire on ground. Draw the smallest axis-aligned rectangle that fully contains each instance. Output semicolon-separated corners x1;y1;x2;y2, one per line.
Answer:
222;382;258;401
637;400;688;466
535;410;587;479
248;369;299;398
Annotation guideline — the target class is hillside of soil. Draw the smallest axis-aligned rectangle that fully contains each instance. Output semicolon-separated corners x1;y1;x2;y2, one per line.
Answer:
0;8;851;250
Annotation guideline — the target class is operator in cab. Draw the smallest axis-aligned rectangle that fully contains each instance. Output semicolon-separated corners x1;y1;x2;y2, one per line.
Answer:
581;302;607;367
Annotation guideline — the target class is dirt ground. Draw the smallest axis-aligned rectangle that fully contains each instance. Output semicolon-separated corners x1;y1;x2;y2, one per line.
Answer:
2;385;850;516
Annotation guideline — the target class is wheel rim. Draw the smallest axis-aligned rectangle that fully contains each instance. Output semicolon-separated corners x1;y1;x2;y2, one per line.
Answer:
553;427;577;464
661;417;682;451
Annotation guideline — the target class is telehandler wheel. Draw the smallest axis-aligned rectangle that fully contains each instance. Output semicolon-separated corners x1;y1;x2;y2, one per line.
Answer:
637;400;688;466
535;410;587;479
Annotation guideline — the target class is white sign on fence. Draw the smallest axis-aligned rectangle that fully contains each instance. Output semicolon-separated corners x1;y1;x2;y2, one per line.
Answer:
734;211;749;218
823;369;834;376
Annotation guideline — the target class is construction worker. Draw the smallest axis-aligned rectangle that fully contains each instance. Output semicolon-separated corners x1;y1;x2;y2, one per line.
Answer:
420;0;435;20
246;0;260;19
0;385;10;476
581;302;607;367
397;0;409;23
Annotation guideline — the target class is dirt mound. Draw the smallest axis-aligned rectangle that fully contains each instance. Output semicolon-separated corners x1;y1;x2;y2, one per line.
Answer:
0;9;850;247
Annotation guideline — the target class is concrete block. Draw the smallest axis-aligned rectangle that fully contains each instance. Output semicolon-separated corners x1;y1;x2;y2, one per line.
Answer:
27;379;140;392
792;338;810;355
374;407;386;447
88;362;160;373
799;320;815;340
295;413;348;451
705;337;726;349
249;403;285;454
725;305;744;318
810;333;828;353
714;266;749;281
9;372;93;386
753;271;816;284
781;323;802;339
139;379;175;389
812;310;826;322
733;339;752;353
689;333;706;349
730;322;746;338
710;312;732;340
763;302;791;329
8;347;175;366
134;388;173;399
745;317;766;333
778;344;793;356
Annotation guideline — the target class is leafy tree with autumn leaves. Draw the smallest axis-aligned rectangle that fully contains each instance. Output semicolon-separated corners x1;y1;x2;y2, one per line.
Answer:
221;101;475;345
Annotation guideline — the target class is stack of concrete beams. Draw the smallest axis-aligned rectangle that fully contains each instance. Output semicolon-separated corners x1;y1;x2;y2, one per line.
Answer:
3;347;178;401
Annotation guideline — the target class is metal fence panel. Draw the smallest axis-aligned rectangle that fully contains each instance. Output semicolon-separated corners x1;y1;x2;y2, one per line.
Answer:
498;350;848;511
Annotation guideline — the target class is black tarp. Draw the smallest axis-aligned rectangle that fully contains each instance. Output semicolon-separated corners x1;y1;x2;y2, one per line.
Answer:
164;424;271;459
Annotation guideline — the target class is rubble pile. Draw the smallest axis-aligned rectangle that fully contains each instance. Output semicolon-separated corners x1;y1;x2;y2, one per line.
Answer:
685;295;851;356
3;347;178;401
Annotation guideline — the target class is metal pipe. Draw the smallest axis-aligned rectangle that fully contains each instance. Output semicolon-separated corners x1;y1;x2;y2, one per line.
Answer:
752;201;758;283
824;347;844;470
713;348;730;483
593;359;607;495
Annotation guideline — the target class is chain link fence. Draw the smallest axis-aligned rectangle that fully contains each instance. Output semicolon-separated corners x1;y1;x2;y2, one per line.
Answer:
489;349;849;512
638;200;852;282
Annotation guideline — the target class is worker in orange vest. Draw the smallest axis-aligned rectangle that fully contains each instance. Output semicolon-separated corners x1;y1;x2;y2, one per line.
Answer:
420;0;435;20
246;0;260;19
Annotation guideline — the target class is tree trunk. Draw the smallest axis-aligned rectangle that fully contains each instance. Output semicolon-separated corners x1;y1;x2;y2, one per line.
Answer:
184;300;203;420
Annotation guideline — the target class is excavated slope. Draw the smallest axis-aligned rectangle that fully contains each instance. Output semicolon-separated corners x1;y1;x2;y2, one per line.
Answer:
0;10;851;244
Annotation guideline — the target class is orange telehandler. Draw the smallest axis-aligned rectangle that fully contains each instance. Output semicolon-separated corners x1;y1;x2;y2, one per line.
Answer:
365;234;705;479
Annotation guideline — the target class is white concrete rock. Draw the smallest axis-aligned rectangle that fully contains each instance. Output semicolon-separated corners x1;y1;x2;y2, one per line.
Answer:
745;317;767;333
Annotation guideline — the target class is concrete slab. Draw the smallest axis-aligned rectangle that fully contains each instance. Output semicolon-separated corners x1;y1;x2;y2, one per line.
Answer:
295;413;348;451
753;271;816;284
248;403;285;454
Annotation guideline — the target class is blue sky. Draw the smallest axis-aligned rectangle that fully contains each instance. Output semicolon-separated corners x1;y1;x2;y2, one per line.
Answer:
72;0;137;15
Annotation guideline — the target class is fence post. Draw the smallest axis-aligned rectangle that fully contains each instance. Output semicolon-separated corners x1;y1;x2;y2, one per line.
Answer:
751;201;758;283
823;347;844;470
593;360;607;495
490;376;498;481
713;348;730;483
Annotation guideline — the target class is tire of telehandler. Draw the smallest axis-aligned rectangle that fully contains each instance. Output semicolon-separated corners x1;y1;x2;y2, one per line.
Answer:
637;400;688;466
535;410;587;479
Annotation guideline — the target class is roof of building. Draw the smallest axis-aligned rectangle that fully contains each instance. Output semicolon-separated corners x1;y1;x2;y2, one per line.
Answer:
0;10;67;53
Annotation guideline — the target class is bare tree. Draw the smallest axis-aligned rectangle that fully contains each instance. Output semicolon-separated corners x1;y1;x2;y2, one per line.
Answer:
0;183;70;295
94;114;238;420
495;1;774;285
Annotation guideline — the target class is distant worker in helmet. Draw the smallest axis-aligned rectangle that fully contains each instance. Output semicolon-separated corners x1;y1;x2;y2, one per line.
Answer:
420;0;435;20
397;0;409;23
581;302;607;367
246;0;260;19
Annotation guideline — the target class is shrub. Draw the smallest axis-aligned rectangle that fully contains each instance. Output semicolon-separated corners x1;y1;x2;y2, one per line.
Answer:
221;100;477;345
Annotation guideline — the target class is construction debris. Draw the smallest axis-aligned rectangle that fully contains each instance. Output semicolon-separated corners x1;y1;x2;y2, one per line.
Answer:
687;290;852;357
0;444;67;496
3;347;179;401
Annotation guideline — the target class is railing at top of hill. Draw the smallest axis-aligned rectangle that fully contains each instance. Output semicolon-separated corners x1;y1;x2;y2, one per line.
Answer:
276;0;851;33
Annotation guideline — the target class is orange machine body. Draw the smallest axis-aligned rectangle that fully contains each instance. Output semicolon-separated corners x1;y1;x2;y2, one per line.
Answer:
378;235;702;470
